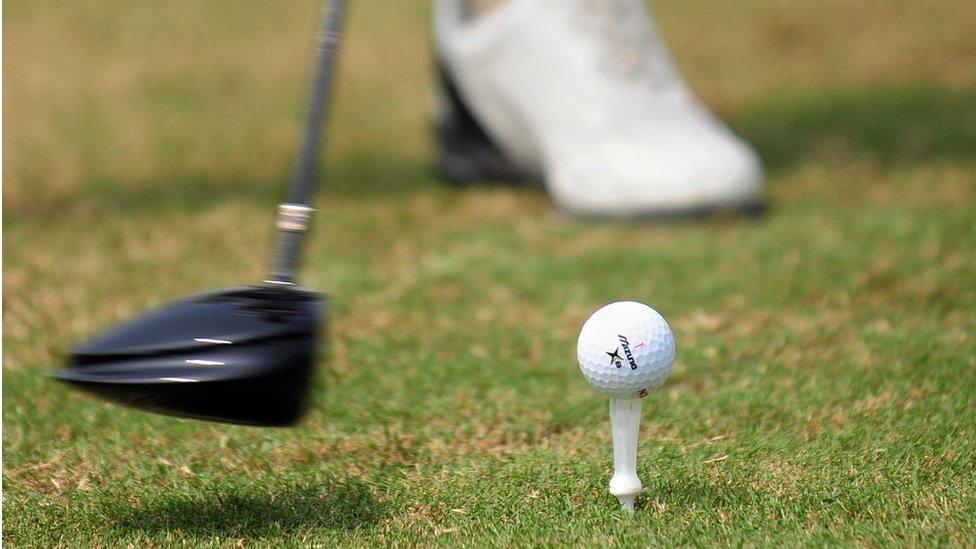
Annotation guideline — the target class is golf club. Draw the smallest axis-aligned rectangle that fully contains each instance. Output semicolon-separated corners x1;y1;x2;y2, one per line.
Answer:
53;0;347;427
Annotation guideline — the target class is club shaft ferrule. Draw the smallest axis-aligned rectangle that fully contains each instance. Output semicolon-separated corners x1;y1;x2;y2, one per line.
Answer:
276;203;315;232
266;204;316;285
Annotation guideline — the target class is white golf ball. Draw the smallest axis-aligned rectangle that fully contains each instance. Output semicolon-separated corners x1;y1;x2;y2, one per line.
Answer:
577;301;675;399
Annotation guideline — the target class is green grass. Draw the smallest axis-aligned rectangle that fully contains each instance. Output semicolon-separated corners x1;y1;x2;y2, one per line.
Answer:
4;0;976;545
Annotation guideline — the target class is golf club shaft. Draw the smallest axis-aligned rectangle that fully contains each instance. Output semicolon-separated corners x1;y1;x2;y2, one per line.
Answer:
268;0;347;284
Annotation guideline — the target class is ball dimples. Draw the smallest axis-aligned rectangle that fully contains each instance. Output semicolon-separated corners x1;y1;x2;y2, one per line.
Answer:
577;301;675;398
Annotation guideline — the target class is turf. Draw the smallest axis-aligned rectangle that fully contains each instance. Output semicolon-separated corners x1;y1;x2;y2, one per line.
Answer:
4;0;976;546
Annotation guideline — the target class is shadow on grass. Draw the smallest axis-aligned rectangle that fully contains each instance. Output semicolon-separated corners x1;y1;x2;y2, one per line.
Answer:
20;83;971;221
732;83;976;170
105;478;385;538
8;173;283;220
11;148;431;219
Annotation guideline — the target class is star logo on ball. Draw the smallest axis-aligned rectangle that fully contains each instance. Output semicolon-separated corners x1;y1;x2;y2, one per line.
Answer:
606;347;624;368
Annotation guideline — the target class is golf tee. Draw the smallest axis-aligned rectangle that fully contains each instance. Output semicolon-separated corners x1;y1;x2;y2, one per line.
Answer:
608;397;643;512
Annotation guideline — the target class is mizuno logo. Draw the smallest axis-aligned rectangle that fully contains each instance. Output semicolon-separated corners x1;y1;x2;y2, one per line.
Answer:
617;335;638;370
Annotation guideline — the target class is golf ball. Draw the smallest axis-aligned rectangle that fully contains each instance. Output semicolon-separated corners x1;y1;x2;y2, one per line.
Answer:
577;301;675;398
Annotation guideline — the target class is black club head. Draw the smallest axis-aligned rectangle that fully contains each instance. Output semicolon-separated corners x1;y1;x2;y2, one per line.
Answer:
54;285;324;427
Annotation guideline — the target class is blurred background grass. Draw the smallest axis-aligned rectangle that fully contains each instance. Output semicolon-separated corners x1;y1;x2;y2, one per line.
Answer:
3;0;976;545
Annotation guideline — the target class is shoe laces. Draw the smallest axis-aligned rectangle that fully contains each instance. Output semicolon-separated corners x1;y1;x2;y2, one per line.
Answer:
575;0;679;92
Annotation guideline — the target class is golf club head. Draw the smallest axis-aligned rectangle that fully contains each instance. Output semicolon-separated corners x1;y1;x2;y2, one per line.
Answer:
55;285;323;427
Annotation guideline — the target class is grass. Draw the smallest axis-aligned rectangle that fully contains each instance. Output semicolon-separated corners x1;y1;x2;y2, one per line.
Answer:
3;0;975;545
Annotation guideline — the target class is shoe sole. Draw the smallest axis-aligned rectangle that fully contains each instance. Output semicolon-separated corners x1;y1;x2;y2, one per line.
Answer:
434;62;535;185
557;200;766;222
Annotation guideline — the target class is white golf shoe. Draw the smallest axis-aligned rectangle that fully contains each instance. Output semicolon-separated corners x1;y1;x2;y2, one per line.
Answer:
433;0;763;217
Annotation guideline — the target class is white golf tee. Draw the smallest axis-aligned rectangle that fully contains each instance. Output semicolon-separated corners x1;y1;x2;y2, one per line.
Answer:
608;397;643;512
